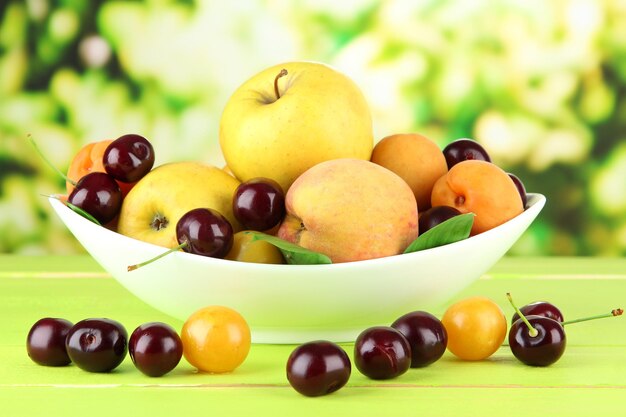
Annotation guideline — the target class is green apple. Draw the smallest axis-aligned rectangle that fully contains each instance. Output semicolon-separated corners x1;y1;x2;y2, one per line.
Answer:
277;158;419;263
219;61;374;192
117;162;242;248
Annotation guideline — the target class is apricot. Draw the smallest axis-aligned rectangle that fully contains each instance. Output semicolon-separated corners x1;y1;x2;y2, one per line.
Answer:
431;160;524;235
66;140;134;196
371;133;448;211
225;231;285;264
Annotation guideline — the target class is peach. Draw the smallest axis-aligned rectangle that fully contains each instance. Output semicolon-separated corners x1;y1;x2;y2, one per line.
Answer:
371;133;448;211
431;160;524;235
277;158;419;263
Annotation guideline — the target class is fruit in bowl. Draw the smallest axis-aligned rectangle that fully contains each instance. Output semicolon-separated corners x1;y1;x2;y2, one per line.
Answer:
117;162;242;249
219;61;374;192
43;61;545;344
49;192;545;343
277;158;419;263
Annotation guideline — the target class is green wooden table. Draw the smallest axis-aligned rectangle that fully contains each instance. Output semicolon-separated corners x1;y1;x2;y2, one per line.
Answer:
1;255;625;416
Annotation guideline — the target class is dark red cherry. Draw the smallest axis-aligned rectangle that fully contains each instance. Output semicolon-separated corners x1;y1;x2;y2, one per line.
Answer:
508;173;528;208
176;208;233;258
233;178;285;231
103;134;154;183
418;206;462;235
511;301;564;324
286;341;351;397
443;139;491;169
129;322;183;377
65;318;128;373
26;318;73;366
391;311;447;367
354;326;411;380
509;315;566;367
67;172;122;224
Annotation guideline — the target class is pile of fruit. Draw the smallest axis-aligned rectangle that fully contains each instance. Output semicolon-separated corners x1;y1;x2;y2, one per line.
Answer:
27;305;251;377
35;61;532;267
31;61;619;395
27;294;622;397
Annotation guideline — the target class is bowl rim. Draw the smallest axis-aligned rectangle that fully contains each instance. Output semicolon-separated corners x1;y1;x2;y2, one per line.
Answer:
49;193;545;271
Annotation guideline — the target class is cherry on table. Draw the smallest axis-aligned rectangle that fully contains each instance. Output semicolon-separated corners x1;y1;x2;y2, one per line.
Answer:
232;178;285;231
511;301;564;325
65;318;128;373
103;134;154;183
286;340;351;397
506;293;623;367
391;311;447;367
67;172;122;225
509;315;566;367
26;317;73;366
129;322;183;377
418;206;462;235
354;326;411;380
442;139;491;169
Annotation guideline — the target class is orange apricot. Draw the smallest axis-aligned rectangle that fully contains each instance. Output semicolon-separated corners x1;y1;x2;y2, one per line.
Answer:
431;160;523;235
66;140;134;196
371;133;448;212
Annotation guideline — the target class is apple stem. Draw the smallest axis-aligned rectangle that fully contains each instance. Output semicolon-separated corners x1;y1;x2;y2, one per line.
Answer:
127;241;188;272
506;293;539;337
274;69;288;100
27;134;76;186
562;308;623;326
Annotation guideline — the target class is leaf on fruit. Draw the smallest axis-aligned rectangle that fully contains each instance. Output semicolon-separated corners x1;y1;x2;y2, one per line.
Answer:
403;213;474;254
64;201;102;226
246;232;332;265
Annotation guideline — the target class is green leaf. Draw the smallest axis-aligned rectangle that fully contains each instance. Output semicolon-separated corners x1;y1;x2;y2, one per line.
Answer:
64;201;102;226
246;232;332;265
403;213;474;254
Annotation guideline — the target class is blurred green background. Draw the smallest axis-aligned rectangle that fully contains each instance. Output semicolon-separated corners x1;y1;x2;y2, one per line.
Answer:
1;0;625;256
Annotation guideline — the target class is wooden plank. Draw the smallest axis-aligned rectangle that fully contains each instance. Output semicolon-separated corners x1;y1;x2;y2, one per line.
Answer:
2;256;626;416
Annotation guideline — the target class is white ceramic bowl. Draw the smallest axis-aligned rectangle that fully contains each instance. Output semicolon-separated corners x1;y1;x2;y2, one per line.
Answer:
50;194;545;344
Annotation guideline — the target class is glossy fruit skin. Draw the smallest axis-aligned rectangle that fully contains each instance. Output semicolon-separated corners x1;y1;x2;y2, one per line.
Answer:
511;301;564;325
442;139;491;169
176;208;234;258
129;322;183;377
418;206;462;235
286;341;351;397
442;296;507;361
225;231;285;264
65;318;128;373
103;134;154;183
181;305;251;373
354;326;411;380
232;178;286;231
509;315;566;366
391;311;447;367
67;172;122;224
508;173;528;208
26;318;73;366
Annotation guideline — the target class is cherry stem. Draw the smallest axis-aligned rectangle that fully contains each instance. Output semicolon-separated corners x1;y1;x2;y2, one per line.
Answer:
27;134;76;186
506;293;538;337
562;308;623;326
127;241;188;272
274;69;288;100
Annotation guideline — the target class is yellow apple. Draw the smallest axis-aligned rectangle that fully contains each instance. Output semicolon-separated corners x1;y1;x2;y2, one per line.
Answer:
219;61;374;192
117;162;242;248
277;158;419;263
